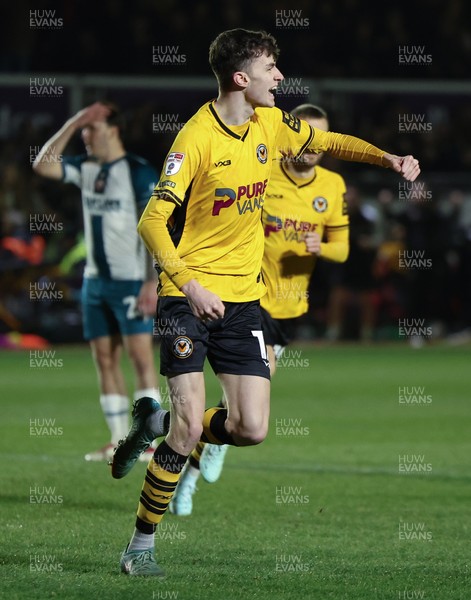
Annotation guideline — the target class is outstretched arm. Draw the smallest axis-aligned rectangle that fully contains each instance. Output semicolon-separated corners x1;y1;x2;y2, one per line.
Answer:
275;110;421;182
306;130;421;182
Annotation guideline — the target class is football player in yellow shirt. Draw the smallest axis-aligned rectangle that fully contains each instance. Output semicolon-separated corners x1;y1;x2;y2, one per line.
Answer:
112;29;420;577
169;103;349;514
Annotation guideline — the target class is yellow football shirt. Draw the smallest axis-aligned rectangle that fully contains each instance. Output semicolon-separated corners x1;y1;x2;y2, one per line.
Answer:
261;161;348;319
138;102;385;300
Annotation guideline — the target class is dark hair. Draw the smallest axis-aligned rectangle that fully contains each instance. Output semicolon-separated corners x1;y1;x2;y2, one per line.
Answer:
101;101;126;137
291;104;328;121
209;28;280;91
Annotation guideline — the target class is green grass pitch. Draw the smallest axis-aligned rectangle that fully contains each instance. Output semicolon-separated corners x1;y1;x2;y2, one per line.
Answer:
1;343;469;599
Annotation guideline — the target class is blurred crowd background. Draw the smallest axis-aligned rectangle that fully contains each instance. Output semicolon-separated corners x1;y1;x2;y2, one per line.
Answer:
2;0;470;78
1;0;470;346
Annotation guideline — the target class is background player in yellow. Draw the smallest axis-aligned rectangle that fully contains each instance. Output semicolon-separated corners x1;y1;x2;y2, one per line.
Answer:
111;29;420;577
169;103;350;515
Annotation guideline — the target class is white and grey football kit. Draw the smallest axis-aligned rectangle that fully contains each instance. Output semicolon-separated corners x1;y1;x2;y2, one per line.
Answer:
62;154;157;340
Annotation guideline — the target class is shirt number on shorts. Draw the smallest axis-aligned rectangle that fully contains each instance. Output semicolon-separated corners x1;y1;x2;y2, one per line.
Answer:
251;330;268;360
123;295;139;319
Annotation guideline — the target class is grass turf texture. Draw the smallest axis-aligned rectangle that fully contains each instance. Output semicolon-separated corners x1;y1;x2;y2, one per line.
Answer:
1;344;469;600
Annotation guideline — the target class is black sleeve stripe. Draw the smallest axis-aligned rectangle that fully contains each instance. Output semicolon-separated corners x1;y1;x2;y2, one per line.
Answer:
153;189;183;206
325;224;349;230
294;126;314;159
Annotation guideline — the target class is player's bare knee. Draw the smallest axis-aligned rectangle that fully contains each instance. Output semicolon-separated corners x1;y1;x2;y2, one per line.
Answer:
93;350;115;374
238;429;267;446
248;423;268;445
227;421;268;445
245;431;267;445
128;352;152;378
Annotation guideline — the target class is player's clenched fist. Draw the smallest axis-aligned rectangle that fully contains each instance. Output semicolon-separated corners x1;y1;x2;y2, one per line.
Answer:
304;232;322;256
382;153;421;182
181;279;225;321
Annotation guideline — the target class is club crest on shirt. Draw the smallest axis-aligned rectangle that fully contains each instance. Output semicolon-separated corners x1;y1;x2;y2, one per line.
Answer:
313;196;328;213
165;152;185;176
256;144;268;164
172;335;193;358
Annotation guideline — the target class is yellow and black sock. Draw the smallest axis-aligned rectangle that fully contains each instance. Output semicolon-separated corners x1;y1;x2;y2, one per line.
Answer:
201;407;237;445
188;441;205;469
135;440;188;534
187;400;226;469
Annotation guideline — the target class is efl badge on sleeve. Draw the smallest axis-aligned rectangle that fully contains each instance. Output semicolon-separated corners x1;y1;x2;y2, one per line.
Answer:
165;152;185;176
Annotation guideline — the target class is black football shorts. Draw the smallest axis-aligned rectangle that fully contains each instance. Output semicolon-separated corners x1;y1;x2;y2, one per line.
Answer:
156;297;270;380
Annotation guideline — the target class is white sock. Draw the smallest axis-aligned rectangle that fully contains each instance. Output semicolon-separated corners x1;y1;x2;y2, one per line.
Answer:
135;388;164;447
134;388;161;404
147;407;168;438
100;394;129;446
127;528;154;552
118;395;130;440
